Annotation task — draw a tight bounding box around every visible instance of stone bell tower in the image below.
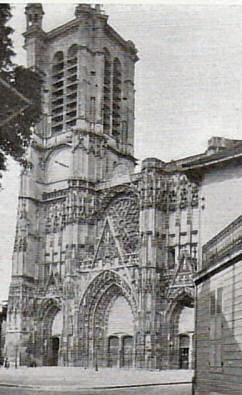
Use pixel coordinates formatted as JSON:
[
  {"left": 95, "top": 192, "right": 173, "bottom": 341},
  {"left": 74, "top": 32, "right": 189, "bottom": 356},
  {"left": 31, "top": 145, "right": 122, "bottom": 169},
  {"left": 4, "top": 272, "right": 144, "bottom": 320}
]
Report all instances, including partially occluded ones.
[{"left": 5, "top": 3, "right": 139, "bottom": 367}]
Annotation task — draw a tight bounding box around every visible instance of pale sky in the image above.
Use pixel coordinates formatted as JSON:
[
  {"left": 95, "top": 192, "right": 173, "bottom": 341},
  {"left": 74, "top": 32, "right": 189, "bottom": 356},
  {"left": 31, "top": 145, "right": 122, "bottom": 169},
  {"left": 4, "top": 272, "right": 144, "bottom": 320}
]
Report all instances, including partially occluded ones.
[{"left": 1, "top": 2, "right": 242, "bottom": 301}]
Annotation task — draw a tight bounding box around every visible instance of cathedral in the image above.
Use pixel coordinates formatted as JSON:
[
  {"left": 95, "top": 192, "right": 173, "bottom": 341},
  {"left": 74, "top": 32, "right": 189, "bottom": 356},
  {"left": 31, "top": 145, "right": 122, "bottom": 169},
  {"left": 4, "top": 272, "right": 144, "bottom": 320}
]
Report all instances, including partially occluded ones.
[{"left": 4, "top": 3, "right": 203, "bottom": 369}]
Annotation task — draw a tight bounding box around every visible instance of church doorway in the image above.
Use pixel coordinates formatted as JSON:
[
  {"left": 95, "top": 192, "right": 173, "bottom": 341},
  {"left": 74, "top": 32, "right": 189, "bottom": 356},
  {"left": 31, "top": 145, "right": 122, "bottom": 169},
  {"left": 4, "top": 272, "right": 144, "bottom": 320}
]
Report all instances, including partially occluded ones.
[
  {"left": 106, "top": 296, "right": 134, "bottom": 368},
  {"left": 108, "top": 336, "right": 119, "bottom": 367},
  {"left": 122, "top": 335, "right": 133, "bottom": 368},
  {"left": 107, "top": 334, "right": 134, "bottom": 368},
  {"left": 167, "top": 294, "right": 194, "bottom": 369},
  {"left": 42, "top": 307, "right": 63, "bottom": 366},
  {"left": 50, "top": 336, "right": 59, "bottom": 366},
  {"left": 177, "top": 307, "right": 194, "bottom": 369}
]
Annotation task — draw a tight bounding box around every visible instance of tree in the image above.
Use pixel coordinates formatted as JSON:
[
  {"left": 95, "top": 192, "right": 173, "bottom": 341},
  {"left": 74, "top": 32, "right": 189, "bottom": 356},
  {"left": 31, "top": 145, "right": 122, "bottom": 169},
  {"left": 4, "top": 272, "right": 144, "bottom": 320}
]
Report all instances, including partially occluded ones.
[
  {"left": 0, "top": 3, "right": 15, "bottom": 76},
  {"left": 0, "top": 4, "right": 42, "bottom": 176}
]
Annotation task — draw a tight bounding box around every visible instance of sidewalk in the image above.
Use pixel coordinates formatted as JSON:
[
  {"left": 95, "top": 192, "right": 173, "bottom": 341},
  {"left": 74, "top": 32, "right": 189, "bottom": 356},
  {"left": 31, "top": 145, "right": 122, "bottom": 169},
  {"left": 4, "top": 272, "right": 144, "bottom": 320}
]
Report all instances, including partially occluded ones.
[{"left": 0, "top": 367, "right": 193, "bottom": 391}]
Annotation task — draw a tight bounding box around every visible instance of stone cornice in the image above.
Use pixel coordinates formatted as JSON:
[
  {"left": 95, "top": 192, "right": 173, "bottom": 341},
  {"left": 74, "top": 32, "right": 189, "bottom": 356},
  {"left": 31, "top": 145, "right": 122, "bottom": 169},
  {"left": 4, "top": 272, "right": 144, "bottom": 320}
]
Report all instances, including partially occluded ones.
[
  {"left": 194, "top": 249, "right": 242, "bottom": 285},
  {"left": 104, "top": 25, "right": 139, "bottom": 61},
  {"left": 23, "top": 28, "right": 47, "bottom": 42},
  {"left": 46, "top": 19, "right": 79, "bottom": 41},
  {"left": 31, "top": 15, "right": 138, "bottom": 60}
]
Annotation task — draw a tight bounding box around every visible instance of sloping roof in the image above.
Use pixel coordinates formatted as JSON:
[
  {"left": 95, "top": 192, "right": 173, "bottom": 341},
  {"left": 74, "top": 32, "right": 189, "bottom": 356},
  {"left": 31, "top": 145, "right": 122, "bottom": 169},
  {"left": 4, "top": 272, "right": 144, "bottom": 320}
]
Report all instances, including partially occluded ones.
[
  {"left": 182, "top": 144, "right": 242, "bottom": 171},
  {"left": 0, "top": 77, "right": 31, "bottom": 128}
]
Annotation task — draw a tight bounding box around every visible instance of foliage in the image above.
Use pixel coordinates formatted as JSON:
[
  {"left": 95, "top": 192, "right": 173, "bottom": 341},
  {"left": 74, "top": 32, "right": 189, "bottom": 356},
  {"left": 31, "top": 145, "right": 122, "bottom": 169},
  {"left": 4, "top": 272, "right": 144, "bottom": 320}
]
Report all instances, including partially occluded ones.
[
  {"left": 0, "top": 4, "right": 15, "bottom": 76},
  {"left": 0, "top": 4, "right": 42, "bottom": 175}
]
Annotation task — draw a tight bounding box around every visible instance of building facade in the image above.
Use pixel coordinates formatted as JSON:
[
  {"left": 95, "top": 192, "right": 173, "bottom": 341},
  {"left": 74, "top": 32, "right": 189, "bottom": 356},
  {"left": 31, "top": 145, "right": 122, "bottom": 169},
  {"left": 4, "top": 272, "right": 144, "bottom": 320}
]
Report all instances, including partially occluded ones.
[
  {"left": 194, "top": 215, "right": 242, "bottom": 394},
  {"left": 0, "top": 302, "right": 7, "bottom": 365},
  {"left": 189, "top": 144, "right": 242, "bottom": 394},
  {"left": 5, "top": 4, "right": 202, "bottom": 369}
]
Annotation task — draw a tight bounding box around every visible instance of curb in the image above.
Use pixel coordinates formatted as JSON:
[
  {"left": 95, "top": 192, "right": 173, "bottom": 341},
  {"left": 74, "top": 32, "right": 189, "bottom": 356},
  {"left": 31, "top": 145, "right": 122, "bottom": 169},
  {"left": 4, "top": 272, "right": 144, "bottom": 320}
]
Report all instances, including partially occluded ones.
[{"left": 0, "top": 381, "right": 192, "bottom": 391}]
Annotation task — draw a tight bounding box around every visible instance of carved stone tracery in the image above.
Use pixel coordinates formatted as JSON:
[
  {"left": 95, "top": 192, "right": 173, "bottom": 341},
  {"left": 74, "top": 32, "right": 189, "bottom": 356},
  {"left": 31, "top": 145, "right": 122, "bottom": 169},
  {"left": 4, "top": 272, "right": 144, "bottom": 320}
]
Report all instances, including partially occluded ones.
[{"left": 106, "top": 195, "right": 139, "bottom": 254}]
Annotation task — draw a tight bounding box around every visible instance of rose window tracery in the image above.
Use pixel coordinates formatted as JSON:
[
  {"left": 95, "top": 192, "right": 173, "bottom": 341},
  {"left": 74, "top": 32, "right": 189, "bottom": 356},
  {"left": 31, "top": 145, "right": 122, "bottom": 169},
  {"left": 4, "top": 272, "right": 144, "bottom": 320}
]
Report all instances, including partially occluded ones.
[{"left": 106, "top": 196, "right": 139, "bottom": 254}]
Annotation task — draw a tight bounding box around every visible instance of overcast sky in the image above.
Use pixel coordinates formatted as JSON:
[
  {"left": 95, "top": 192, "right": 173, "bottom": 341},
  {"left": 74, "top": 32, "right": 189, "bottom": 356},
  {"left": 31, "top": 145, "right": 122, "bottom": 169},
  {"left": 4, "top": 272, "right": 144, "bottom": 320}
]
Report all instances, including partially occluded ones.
[{"left": 1, "top": 2, "right": 242, "bottom": 301}]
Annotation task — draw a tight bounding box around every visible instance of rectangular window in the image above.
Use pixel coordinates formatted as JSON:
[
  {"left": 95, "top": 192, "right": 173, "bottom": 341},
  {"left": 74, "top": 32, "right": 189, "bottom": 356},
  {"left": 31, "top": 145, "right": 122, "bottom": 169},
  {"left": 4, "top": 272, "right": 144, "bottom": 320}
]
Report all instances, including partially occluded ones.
[
  {"left": 209, "top": 288, "right": 224, "bottom": 370},
  {"left": 168, "top": 247, "right": 176, "bottom": 269},
  {"left": 217, "top": 287, "right": 223, "bottom": 314},
  {"left": 121, "top": 120, "right": 128, "bottom": 145},
  {"left": 210, "top": 291, "right": 216, "bottom": 316},
  {"left": 90, "top": 97, "right": 96, "bottom": 122},
  {"left": 209, "top": 342, "right": 216, "bottom": 367}
]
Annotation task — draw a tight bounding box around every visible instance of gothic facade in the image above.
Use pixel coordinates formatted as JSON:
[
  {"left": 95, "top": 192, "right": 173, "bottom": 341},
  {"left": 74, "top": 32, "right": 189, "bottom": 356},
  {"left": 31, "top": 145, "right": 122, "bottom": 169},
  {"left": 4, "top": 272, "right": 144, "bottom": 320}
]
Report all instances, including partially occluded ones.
[{"left": 5, "top": 4, "right": 198, "bottom": 369}]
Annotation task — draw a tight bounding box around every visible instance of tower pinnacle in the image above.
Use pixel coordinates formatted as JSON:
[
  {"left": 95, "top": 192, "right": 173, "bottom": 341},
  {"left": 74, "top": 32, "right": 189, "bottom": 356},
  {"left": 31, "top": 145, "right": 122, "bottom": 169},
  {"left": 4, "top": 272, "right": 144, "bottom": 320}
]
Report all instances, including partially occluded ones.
[{"left": 25, "top": 3, "right": 44, "bottom": 30}]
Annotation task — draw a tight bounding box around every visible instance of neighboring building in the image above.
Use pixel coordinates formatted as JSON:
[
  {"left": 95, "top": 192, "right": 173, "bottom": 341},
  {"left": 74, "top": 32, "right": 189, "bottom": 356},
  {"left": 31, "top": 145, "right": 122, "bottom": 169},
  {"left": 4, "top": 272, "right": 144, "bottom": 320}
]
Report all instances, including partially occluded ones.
[
  {"left": 4, "top": 3, "right": 242, "bottom": 371},
  {"left": 0, "top": 301, "right": 7, "bottom": 364},
  {"left": 189, "top": 145, "right": 242, "bottom": 393},
  {"left": 194, "top": 215, "right": 242, "bottom": 394},
  {"left": 182, "top": 136, "right": 242, "bottom": 253}
]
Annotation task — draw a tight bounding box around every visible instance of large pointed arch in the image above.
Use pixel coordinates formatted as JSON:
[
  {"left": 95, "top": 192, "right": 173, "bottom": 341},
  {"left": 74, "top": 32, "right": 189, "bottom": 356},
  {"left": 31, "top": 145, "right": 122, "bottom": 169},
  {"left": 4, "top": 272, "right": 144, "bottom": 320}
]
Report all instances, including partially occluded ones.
[
  {"left": 166, "top": 287, "right": 194, "bottom": 323},
  {"left": 77, "top": 270, "right": 137, "bottom": 367},
  {"left": 166, "top": 288, "right": 194, "bottom": 369},
  {"left": 35, "top": 298, "right": 62, "bottom": 366}
]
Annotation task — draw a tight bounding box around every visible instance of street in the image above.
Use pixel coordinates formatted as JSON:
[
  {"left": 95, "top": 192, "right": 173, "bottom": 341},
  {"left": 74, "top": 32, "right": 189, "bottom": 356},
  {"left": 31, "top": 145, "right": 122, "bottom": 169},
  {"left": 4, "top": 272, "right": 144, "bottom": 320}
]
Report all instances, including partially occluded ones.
[{"left": 0, "top": 384, "right": 192, "bottom": 394}]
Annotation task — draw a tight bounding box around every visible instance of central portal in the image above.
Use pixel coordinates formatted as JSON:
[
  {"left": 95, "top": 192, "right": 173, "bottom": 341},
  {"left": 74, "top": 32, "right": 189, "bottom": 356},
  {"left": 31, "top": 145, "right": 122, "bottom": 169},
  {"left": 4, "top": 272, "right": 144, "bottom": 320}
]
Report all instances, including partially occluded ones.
[{"left": 78, "top": 270, "right": 137, "bottom": 369}]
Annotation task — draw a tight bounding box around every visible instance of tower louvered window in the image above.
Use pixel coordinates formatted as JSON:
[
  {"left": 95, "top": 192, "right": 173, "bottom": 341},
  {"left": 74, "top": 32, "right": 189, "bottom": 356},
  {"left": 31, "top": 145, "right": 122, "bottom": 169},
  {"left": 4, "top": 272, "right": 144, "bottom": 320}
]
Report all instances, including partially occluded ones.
[
  {"left": 66, "top": 45, "right": 78, "bottom": 128},
  {"left": 112, "top": 58, "right": 121, "bottom": 139},
  {"left": 121, "top": 120, "right": 128, "bottom": 146},
  {"left": 51, "top": 52, "right": 64, "bottom": 133},
  {"left": 103, "top": 49, "right": 111, "bottom": 134}
]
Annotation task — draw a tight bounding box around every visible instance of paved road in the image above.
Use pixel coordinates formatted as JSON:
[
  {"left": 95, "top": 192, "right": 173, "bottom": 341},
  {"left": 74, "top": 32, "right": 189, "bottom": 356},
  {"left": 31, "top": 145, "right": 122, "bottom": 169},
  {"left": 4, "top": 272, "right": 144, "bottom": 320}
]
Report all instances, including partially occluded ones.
[{"left": 0, "top": 384, "right": 192, "bottom": 394}]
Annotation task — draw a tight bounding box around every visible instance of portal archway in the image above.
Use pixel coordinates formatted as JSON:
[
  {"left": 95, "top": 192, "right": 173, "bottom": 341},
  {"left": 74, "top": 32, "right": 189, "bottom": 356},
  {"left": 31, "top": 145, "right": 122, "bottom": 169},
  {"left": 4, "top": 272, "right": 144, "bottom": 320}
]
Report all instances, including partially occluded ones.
[
  {"left": 40, "top": 300, "right": 62, "bottom": 366},
  {"left": 166, "top": 290, "right": 194, "bottom": 369},
  {"left": 78, "top": 270, "right": 137, "bottom": 368}
]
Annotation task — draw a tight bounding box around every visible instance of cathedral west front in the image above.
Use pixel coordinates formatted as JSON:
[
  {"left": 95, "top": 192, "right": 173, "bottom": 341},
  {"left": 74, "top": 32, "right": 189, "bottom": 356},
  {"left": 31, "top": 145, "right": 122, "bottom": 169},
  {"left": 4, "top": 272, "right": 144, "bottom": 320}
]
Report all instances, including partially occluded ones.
[{"left": 5, "top": 4, "right": 199, "bottom": 369}]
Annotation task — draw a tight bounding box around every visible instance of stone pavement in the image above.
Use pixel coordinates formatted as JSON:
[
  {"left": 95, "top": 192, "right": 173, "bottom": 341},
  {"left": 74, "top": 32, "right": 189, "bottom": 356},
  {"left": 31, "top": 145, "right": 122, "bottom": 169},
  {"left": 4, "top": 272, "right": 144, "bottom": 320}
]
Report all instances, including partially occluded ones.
[{"left": 0, "top": 367, "right": 193, "bottom": 391}]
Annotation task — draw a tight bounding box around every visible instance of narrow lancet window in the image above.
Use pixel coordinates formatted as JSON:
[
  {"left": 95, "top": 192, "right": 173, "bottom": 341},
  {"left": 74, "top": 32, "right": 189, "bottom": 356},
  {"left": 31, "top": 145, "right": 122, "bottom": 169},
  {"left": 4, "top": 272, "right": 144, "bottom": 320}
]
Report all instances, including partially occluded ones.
[
  {"left": 51, "top": 52, "right": 64, "bottom": 134},
  {"left": 103, "top": 49, "right": 111, "bottom": 134},
  {"left": 66, "top": 44, "right": 78, "bottom": 128}
]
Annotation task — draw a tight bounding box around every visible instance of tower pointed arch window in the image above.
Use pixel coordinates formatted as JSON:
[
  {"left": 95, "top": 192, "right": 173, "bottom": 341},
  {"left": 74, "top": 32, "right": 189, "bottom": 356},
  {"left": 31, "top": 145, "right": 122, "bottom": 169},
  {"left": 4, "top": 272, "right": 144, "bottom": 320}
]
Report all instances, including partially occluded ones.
[
  {"left": 103, "top": 48, "right": 111, "bottom": 134},
  {"left": 121, "top": 120, "right": 128, "bottom": 146},
  {"left": 66, "top": 44, "right": 78, "bottom": 128},
  {"left": 112, "top": 58, "right": 122, "bottom": 141},
  {"left": 51, "top": 51, "right": 64, "bottom": 134}
]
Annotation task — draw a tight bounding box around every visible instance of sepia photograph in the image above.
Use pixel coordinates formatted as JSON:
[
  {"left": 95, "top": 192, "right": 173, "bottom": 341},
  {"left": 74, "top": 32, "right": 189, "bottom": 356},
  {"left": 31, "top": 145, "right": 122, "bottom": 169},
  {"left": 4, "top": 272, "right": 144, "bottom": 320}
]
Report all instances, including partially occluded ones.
[{"left": 0, "top": 2, "right": 242, "bottom": 394}]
